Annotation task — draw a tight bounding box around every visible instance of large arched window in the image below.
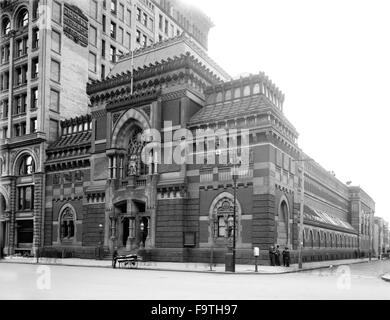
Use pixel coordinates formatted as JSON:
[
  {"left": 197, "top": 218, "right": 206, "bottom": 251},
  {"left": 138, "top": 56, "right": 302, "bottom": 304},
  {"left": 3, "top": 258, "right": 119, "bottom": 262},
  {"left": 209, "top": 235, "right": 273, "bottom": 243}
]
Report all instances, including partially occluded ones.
[
  {"left": 213, "top": 198, "right": 235, "bottom": 238},
  {"left": 309, "top": 230, "right": 314, "bottom": 248},
  {"left": 324, "top": 233, "right": 327, "bottom": 248},
  {"left": 60, "top": 207, "right": 75, "bottom": 241},
  {"left": 18, "top": 155, "right": 35, "bottom": 175},
  {"left": 1, "top": 16, "right": 10, "bottom": 35},
  {"left": 317, "top": 231, "right": 321, "bottom": 248},
  {"left": 16, "top": 9, "right": 29, "bottom": 29},
  {"left": 126, "top": 127, "right": 147, "bottom": 176}
]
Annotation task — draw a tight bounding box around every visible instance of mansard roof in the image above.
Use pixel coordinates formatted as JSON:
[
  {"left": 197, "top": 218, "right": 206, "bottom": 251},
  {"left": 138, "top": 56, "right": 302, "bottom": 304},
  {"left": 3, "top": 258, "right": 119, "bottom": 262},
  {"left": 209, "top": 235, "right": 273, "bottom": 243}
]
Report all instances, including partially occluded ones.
[{"left": 87, "top": 52, "right": 222, "bottom": 96}]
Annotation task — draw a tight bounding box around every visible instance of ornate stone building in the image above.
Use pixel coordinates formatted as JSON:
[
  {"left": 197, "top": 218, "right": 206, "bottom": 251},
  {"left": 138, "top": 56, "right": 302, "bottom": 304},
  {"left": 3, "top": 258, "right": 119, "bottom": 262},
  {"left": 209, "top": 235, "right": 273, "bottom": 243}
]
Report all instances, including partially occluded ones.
[
  {"left": 0, "top": 1, "right": 379, "bottom": 264},
  {"left": 31, "top": 34, "right": 376, "bottom": 264}
]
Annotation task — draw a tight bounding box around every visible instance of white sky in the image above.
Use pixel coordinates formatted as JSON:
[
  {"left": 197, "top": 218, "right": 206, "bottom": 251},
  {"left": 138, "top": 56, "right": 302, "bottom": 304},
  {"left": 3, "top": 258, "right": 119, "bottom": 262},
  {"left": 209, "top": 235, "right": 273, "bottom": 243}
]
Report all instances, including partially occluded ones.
[{"left": 183, "top": 0, "right": 390, "bottom": 221}]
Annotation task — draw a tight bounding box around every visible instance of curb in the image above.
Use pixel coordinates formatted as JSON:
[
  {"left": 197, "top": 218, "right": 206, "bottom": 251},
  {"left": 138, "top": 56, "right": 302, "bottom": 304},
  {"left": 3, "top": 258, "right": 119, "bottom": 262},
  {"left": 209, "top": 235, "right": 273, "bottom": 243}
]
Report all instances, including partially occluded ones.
[{"left": 0, "top": 258, "right": 374, "bottom": 275}]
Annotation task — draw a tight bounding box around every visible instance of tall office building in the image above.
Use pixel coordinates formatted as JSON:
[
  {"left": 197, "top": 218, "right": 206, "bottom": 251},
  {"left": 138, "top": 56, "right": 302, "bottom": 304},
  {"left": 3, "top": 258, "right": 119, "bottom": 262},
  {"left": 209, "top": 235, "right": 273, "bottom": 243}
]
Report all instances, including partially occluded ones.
[{"left": 0, "top": 0, "right": 213, "bottom": 254}]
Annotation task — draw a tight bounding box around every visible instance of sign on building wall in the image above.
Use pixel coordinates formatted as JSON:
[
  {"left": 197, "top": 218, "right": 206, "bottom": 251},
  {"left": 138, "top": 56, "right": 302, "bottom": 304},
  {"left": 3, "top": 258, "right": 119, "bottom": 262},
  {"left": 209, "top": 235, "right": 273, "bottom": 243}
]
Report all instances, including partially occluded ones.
[{"left": 63, "top": 4, "right": 89, "bottom": 47}]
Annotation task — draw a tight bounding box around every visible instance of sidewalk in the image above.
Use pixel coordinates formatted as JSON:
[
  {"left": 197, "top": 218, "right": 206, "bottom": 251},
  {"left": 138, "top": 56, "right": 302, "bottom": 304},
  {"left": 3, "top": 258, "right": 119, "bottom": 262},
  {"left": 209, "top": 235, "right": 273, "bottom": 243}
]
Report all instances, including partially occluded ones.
[{"left": 0, "top": 255, "right": 373, "bottom": 274}]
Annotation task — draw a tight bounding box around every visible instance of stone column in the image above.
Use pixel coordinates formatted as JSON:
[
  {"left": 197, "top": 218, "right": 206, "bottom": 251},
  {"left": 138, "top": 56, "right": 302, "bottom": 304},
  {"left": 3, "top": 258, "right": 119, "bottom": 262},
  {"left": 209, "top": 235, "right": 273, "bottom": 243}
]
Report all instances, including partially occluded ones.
[
  {"left": 32, "top": 172, "right": 44, "bottom": 256},
  {"left": 8, "top": 178, "right": 16, "bottom": 254}
]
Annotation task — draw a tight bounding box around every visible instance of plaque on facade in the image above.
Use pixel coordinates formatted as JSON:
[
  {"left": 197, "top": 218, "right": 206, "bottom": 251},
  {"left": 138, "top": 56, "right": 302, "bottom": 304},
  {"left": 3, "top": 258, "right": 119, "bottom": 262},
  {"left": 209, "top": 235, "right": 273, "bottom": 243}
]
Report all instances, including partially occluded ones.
[{"left": 63, "top": 4, "right": 88, "bottom": 47}]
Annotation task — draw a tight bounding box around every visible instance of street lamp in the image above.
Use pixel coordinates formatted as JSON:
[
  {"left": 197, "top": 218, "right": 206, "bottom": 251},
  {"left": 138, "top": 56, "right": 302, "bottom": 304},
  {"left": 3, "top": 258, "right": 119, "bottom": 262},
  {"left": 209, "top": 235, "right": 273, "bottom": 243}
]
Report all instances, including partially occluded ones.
[
  {"left": 98, "top": 223, "right": 103, "bottom": 260},
  {"left": 231, "top": 170, "right": 238, "bottom": 273}
]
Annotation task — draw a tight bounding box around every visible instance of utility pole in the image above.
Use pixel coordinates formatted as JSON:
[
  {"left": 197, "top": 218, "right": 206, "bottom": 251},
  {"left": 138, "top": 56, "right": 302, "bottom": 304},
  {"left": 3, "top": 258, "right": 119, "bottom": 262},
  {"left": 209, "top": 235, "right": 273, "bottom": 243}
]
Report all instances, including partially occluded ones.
[{"left": 293, "top": 158, "right": 312, "bottom": 269}]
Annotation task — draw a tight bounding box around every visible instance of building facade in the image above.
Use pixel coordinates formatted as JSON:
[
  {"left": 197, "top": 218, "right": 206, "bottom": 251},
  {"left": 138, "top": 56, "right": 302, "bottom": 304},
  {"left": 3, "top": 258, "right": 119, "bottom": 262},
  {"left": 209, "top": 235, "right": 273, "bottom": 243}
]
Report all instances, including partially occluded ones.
[
  {"left": 0, "top": 0, "right": 213, "bottom": 255},
  {"left": 0, "top": 1, "right": 384, "bottom": 265},
  {"left": 25, "top": 33, "right": 377, "bottom": 264}
]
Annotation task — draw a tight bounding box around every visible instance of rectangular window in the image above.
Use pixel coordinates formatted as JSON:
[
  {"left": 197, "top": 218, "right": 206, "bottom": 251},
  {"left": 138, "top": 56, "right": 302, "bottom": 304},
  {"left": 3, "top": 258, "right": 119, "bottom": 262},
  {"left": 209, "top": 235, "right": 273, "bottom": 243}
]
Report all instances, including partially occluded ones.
[
  {"left": 1, "top": 44, "right": 10, "bottom": 64},
  {"left": 17, "top": 186, "right": 34, "bottom": 210},
  {"left": 143, "top": 13, "right": 147, "bottom": 27},
  {"left": 164, "top": 19, "right": 168, "bottom": 34},
  {"left": 50, "top": 89, "right": 60, "bottom": 112},
  {"left": 136, "top": 30, "right": 141, "bottom": 43},
  {"left": 118, "top": 3, "right": 124, "bottom": 20},
  {"left": 32, "top": 28, "right": 39, "bottom": 49},
  {"left": 50, "top": 59, "right": 60, "bottom": 82},
  {"left": 149, "top": 17, "right": 154, "bottom": 31},
  {"left": 30, "top": 118, "right": 37, "bottom": 133},
  {"left": 89, "top": 25, "right": 97, "bottom": 46},
  {"left": 125, "top": 32, "right": 131, "bottom": 49},
  {"left": 126, "top": 9, "right": 131, "bottom": 26},
  {"left": 52, "top": 1, "right": 62, "bottom": 24},
  {"left": 1, "top": 99, "right": 8, "bottom": 118},
  {"left": 118, "top": 27, "right": 124, "bottom": 44},
  {"left": 102, "top": 14, "right": 106, "bottom": 32},
  {"left": 110, "top": 21, "right": 116, "bottom": 39},
  {"left": 142, "top": 35, "right": 147, "bottom": 47},
  {"left": 90, "top": 0, "right": 98, "bottom": 19},
  {"left": 89, "top": 52, "right": 97, "bottom": 73},
  {"left": 32, "top": 58, "right": 39, "bottom": 79},
  {"left": 51, "top": 29, "right": 61, "bottom": 53},
  {"left": 159, "top": 14, "right": 163, "bottom": 30},
  {"left": 110, "top": 45, "right": 116, "bottom": 62},
  {"left": 111, "top": 0, "right": 117, "bottom": 14},
  {"left": 101, "top": 39, "right": 106, "bottom": 57},
  {"left": 101, "top": 64, "right": 105, "bottom": 80},
  {"left": 136, "top": 8, "right": 141, "bottom": 22},
  {"left": 31, "top": 88, "right": 38, "bottom": 109}
]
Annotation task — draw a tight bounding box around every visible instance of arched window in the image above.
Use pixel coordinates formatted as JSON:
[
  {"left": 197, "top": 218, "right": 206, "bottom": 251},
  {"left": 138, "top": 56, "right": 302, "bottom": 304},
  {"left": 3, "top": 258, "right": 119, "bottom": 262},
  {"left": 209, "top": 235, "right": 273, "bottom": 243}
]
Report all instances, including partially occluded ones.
[
  {"left": 215, "top": 92, "right": 222, "bottom": 103},
  {"left": 126, "top": 127, "right": 147, "bottom": 176},
  {"left": 60, "top": 207, "right": 75, "bottom": 240},
  {"left": 309, "top": 230, "right": 314, "bottom": 248},
  {"left": 243, "top": 85, "right": 250, "bottom": 97},
  {"left": 18, "top": 155, "right": 35, "bottom": 175},
  {"left": 330, "top": 234, "right": 333, "bottom": 248},
  {"left": 234, "top": 87, "right": 241, "bottom": 99},
  {"left": 224, "top": 90, "right": 231, "bottom": 101},
  {"left": 335, "top": 234, "right": 338, "bottom": 248},
  {"left": 2, "top": 17, "right": 10, "bottom": 35},
  {"left": 317, "top": 231, "right": 321, "bottom": 248},
  {"left": 17, "top": 9, "right": 29, "bottom": 29},
  {"left": 324, "top": 233, "right": 327, "bottom": 248},
  {"left": 302, "top": 230, "right": 306, "bottom": 247},
  {"left": 253, "top": 83, "right": 260, "bottom": 94},
  {"left": 280, "top": 201, "right": 288, "bottom": 220}
]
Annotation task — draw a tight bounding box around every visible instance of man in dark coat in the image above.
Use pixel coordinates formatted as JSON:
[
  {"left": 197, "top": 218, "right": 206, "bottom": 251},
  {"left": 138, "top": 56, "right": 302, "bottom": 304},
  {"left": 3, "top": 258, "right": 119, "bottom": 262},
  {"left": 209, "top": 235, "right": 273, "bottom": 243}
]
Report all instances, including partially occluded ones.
[
  {"left": 269, "top": 246, "right": 275, "bottom": 266},
  {"left": 275, "top": 245, "right": 281, "bottom": 266},
  {"left": 282, "top": 247, "right": 290, "bottom": 267}
]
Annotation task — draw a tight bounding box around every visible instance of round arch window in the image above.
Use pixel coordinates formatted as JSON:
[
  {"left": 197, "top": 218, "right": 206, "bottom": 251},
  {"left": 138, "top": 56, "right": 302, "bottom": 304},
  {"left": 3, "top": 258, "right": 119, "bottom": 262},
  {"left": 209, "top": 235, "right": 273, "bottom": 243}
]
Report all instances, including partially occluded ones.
[
  {"left": 17, "top": 9, "right": 29, "bottom": 29},
  {"left": 18, "top": 155, "right": 34, "bottom": 175},
  {"left": 2, "top": 17, "right": 10, "bottom": 35}
]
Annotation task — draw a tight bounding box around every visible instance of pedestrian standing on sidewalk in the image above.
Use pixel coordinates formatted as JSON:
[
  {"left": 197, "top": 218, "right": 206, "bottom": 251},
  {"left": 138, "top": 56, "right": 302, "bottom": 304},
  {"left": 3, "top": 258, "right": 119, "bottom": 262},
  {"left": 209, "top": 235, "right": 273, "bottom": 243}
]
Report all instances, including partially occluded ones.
[
  {"left": 275, "top": 245, "right": 281, "bottom": 266},
  {"left": 282, "top": 247, "right": 290, "bottom": 267},
  {"left": 269, "top": 245, "right": 276, "bottom": 266}
]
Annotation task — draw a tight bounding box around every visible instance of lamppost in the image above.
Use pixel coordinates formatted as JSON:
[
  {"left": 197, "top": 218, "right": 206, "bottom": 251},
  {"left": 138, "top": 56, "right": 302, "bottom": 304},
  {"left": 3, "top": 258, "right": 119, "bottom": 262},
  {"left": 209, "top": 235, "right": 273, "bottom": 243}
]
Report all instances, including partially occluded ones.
[
  {"left": 98, "top": 223, "right": 103, "bottom": 260},
  {"left": 209, "top": 214, "right": 218, "bottom": 271},
  {"left": 293, "top": 158, "right": 312, "bottom": 269},
  {"left": 231, "top": 171, "right": 238, "bottom": 273}
]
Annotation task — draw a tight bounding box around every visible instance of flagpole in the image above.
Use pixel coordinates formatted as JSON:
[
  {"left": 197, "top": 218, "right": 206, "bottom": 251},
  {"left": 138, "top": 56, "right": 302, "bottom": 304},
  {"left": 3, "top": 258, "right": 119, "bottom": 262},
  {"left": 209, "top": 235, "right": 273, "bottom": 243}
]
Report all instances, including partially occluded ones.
[{"left": 130, "top": 49, "right": 134, "bottom": 95}]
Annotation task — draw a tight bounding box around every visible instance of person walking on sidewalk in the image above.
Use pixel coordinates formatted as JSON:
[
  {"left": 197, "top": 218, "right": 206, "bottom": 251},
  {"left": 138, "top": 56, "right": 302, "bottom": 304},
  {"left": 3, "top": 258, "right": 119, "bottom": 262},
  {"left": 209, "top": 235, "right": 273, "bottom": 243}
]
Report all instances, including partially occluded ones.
[
  {"left": 275, "top": 245, "right": 281, "bottom": 266},
  {"left": 269, "top": 245, "right": 276, "bottom": 266},
  {"left": 282, "top": 247, "right": 290, "bottom": 267}
]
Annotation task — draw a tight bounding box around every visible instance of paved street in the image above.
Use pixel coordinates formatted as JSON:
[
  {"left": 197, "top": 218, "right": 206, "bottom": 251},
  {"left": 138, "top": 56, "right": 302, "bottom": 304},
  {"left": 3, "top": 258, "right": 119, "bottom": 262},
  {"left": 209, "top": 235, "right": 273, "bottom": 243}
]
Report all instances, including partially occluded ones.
[{"left": 0, "top": 260, "right": 389, "bottom": 299}]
